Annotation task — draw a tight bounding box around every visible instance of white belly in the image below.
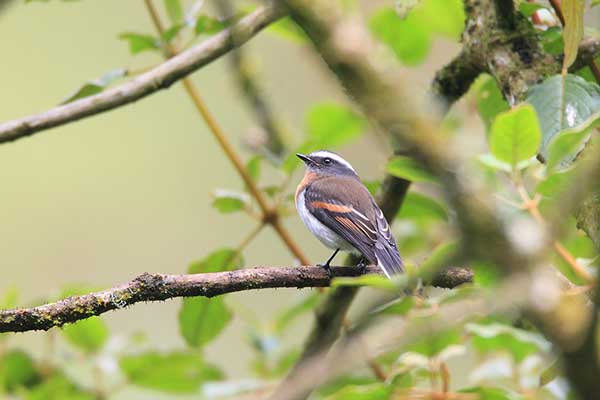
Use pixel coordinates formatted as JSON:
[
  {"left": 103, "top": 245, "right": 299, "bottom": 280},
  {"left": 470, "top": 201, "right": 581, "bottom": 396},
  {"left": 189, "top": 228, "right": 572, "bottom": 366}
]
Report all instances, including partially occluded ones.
[{"left": 296, "top": 190, "right": 357, "bottom": 253}]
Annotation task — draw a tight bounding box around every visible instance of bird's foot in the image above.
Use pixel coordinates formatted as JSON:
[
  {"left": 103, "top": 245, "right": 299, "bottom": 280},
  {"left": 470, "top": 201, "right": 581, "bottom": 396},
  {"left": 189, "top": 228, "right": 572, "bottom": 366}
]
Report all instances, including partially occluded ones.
[
  {"left": 317, "top": 262, "right": 333, "bottom": 279},
  {"left": 356, "top": 257, "right": 368, "bottom": 274}
]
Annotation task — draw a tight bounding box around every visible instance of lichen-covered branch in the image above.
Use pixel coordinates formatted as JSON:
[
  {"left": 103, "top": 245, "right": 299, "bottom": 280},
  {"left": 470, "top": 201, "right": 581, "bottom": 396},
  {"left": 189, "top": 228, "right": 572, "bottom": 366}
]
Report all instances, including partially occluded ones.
[
  {"left": 0, "top": 265, "right": 471, "bottom": 333},
  {"left": 0, "top": 4, "right": 285, "bottom": 144}
]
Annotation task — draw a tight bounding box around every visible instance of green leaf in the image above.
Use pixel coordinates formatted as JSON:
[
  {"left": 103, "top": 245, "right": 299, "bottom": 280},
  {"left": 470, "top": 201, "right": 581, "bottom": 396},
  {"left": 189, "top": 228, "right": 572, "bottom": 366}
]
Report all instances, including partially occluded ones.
[
  {"left": 412, "top": 0, "right": 465, "bottom": 40},
  {"left": 179, "top": 297, "right": 231, "bottom": 348},
  {"left": 378, "top": 296, "right": 416, "bottom": 316},
  {"left": 195, "top": 15, "right": 226, "bottom": 35},
  {"left": 307, "top": 102, "right": 365, "bottom": 147},
  {"left": 466, "top": 322, "right": 550, "bottom": 362},
  {"left": 406, "top": 327, "right": 462, "bottom": 357},
  {"left": 398, "top": 191, "right": 448, "bottom": 223},
  {"left": 472, "top": 74, "right": 509, "bottom": 133},
  {"left": 161, "top": 24, "right": 184, "bottom": 43},
  {"left": 546, "top": 126, "right": 593, "bottom": 170},
  {"left": 0, "top": 350, "right": 39, "bottom": 392},
  {"left": 489, "top": 104, "right": 541, "bottom": 168},
  {"left": 61, "top": 317, "right": 109, "bottom": 353},
  {"left": 163, "top": 0, "right": 183, "bottom": 24},
  {"left": 0, "top": 287, "right": 18, "bottom": 310},
  {"left": 369, "top": 8, "right": 430, "bottom": 66},
  {"left": 267, "top": 17, "right": 308, "bottom": 42},
  {"left": 386, "top": 156, "right": 437, "bottom": 183},
  {"left": 369, "top": 1, "right": 464, "bottom": 66},
  {"left": 323, "top": 383, "right": 391, "bottom": 400},
  {"left": 541, "top": 27, "right": 564, "bottom": 55},
  {"left": 562, "top": 0, "right": 584, "bottom": 71},
  {"left": 536, "top": 168, "right": 576, "bottom": 197},
  {"left": 332, "top": 274, "right": 396, "bottom": 290},
  {"left": 188, "top": 248, "right": 241, "bottom": 274},
  {"left": 526, "top": 74, "right": 600, "bottom": 161},
  {"left": 246, "top": 156, "right": 261, "bottom": 182},
  {"left": 180, "top": 249, "right": 242, "bottom": 347},
  {"left": 62, "top": 69, "right": 127, "bottom": 104},
  {"left": 119, "top": 351, "right": 223, "bottom": 393},
  {"left": 518, "top": 3, "right": 546, "bottom": 17},
  {"left": 212, "top": 190, "right": 249, "bottom": 214},
  {"left": 118, "top": 32, "right": 160, "bottom": 54},
  {"left": 24, "top": 372, "right": 95, "bottom": 400}
]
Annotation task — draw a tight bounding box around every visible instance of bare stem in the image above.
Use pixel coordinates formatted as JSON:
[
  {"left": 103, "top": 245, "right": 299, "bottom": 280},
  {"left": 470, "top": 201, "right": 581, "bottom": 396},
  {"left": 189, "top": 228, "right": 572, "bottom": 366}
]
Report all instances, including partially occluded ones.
[{"left": 142, "top": 0, "right": 310, "bottom": 265}]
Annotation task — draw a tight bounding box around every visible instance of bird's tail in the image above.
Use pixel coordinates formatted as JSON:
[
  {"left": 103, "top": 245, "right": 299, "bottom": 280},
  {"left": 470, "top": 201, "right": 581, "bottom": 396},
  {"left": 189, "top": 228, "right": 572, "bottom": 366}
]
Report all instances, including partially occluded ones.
[{"left": 374, "top": 239, "right": 403, "bottom": 278}]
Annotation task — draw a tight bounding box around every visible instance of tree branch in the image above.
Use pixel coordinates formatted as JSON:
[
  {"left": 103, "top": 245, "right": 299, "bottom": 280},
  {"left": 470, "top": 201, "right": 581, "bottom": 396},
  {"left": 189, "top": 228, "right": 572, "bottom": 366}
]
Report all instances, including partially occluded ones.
[
  {"left": 0, "top": 3, "right": 286, "bottom": 144},
  {"left": 0, "top": 266, "right": 471, "bottom": 333}
]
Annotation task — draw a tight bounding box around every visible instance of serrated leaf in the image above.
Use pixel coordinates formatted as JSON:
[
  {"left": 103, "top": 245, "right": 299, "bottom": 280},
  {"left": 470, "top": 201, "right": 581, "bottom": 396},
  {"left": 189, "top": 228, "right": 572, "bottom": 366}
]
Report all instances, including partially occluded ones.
[
  {"left": 179, "top": 297, "right": 232, "bottom": 348},
  {"left": 118, "top": 32, "right": 160, "bottom": 54},
  {"left": 562, "top": 0, "right": 584, "bottom": 71},
  {"left": 119, "top": 351, "right": 223, "bottom": 393},
  {"left": 526, "top": 74, "right": 600, "bottom": 162},
  {"left": 163, "top": 0, "right": 183, "bottom": 24},
  {"left": 386, "top": 156, "right": 437, "bottom": 183},
  {"left": 62, "top": 317, "right": 109, "bottom": 353},
  {"left": 466, "top": 322, "right": 550, "bottom": 362},
  {"left": 489, "top": 104, "right": 541, "bottom": 168},
  {"left": 212, "top": 190, "right": 249, "bottom": 214}
]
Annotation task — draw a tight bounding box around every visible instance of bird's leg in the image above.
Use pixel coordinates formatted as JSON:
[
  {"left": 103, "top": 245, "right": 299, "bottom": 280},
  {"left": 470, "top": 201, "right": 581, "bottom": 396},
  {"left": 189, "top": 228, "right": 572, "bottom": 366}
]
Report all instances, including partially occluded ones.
[
  {"left": 356, "top": 256, "right": 368, "bottom": 274},
  {"left": 318, "top": 249, "right": 339, "bottom": 278}
]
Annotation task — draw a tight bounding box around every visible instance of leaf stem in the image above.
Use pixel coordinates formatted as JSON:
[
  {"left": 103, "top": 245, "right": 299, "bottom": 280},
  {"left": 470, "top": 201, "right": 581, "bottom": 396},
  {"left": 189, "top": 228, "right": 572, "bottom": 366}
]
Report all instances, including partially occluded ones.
[{"left": 516, "top": 184, "right": 594, "bottom": 282}]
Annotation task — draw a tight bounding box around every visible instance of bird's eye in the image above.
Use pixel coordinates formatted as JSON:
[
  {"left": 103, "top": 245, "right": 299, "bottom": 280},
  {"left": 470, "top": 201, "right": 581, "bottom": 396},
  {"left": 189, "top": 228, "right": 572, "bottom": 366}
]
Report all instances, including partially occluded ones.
[{"left": 323, "top": 158, "right": 332, "bottom": 165}]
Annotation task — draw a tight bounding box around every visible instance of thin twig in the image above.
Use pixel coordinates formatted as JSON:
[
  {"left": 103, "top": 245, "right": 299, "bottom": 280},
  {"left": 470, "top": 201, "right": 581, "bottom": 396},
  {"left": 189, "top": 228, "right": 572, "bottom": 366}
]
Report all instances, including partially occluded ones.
[
  {"left": 0, "top": 4, "right": 286, "bottom": 143},
  {"left": 142, "top": 0, "right": 310, "bottom": 265},
  {"left": 516, "top": 184, "right": 594, "bottom": 282}
]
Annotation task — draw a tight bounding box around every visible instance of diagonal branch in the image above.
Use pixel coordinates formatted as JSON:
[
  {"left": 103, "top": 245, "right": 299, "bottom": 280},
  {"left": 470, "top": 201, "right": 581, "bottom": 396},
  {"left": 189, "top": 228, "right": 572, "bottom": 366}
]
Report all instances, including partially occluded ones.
[
  {"left": 0, "top": 4, "right": 286, "bottom": 144},
  {"left": 0, "top": 266, "right": 472, "bottom": 333}
]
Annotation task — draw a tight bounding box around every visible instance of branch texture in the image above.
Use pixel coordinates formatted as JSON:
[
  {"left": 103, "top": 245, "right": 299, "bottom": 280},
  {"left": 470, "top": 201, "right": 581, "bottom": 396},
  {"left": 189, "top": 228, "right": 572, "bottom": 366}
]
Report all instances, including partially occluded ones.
[
  {"left": 0, "top": 266, "right": 471, "bottom": 333},
  {"left": 0, "top": 4, "right": 285, "bottom": 144}
]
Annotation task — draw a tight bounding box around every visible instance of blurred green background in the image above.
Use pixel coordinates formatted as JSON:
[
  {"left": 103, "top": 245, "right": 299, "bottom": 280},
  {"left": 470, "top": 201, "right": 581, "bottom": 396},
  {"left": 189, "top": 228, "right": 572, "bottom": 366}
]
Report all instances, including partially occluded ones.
[{"left": 0, "top": 0, "right": 464, "bottom": 398}]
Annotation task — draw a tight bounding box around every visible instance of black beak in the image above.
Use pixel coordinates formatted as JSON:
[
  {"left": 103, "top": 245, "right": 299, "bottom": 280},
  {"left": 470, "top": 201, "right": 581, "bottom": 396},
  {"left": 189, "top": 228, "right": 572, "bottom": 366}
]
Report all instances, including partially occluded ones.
[{"left": 296, "top": 153, "right": 313, "bottom": 165}]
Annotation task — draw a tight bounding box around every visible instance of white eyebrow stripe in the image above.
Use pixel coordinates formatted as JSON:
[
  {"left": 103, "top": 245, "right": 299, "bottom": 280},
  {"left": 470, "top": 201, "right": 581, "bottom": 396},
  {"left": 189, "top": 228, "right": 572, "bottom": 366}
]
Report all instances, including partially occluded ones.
[{"left": 310, "top": 151, "right": 356, "bottom": 173}]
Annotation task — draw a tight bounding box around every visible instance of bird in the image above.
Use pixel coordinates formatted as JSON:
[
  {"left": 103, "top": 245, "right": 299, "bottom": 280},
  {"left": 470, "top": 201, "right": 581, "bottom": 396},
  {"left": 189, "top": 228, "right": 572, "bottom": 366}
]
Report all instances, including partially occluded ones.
[{"left": 295, "top": 150, "right": 403, "bottom": 278}]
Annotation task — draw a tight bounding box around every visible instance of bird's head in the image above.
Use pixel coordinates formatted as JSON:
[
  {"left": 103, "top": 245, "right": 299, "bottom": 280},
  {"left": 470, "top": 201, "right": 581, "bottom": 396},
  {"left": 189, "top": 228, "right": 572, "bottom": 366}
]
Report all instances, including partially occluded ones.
[{"left": 296, "top": 150, "right": 358, "bottom": 178}]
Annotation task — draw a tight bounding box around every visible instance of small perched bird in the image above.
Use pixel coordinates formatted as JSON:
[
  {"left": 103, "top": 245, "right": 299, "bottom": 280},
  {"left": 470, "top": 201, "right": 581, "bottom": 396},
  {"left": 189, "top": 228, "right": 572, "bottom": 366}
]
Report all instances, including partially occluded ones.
[{"left": 295, "top": 150, "right": 403, "bottom": 278}]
